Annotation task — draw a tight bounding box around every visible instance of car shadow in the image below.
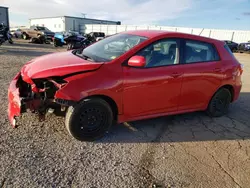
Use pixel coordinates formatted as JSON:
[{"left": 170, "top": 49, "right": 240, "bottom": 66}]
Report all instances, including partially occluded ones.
[
  {"left": 11, "top": 41, "right": 56, "bottom": 49},
  {"left": 1, "top": 39, "right": 65, "bottom": 53},
  {"left": 98, "top": 92, "right": 250, "bottom": 143},
  {"left": 0, "top": 48, "right": 52, "bottom": 57}
]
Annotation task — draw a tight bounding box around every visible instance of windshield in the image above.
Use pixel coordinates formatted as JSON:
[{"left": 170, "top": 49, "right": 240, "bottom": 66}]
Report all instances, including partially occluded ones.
[
  {"left": 78, "top": 33, "right": 148, "bottom": 62},
  {"left": 64, "top": 31, "right": 81, "bottom": 36},
  {"left": 37, "top": 26, "right": 50, "bottom": 31},
  {"left": 93, "top": 32, "right": 105, "bottom": 37}
]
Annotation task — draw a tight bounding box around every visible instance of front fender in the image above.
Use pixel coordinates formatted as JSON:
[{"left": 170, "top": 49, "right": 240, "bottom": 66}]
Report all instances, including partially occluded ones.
[{"left": 54, "top": 70, "right": 123, "bottom": 114}]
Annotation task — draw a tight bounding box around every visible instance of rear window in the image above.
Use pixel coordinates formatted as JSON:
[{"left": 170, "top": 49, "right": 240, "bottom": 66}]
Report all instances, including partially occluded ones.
[{"left": 224, "top": 44, "right": 235, "bottom": 58}]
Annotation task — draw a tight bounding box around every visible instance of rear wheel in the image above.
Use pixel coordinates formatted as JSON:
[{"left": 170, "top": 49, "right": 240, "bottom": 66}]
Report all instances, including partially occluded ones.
[
  {"left": 207, "top": 88, "right": 232, "bottom": 117},
  {"left": 65, "top": 98, "right": 113, "bottom": 141},
  {"left": 29, "top": 37, "right": 36, "bottom": 43}
]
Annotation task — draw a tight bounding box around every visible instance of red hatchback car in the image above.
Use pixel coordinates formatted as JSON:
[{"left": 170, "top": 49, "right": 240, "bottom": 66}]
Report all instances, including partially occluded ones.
[{"left": 8, "top": 30, "right": 243, "bottom": 141}]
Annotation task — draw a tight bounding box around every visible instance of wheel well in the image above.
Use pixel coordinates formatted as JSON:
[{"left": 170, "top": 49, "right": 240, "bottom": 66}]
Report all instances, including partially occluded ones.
[
  {"left": 220, "top": 85, "right": 234, "bottom": 102},
  {"left": 85, "top": 95, "right": 118, "bottom": 121}
]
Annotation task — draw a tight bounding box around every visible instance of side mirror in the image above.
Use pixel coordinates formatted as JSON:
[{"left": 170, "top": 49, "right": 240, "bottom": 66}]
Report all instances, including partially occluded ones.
[{"left": 128, "top": 56, "right": 146, "bottom": 67}]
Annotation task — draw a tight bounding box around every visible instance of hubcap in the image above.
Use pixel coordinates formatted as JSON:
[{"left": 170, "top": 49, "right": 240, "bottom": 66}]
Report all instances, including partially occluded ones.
[{"left": 79, "top": 108, "right": 105, "bottom": 133}]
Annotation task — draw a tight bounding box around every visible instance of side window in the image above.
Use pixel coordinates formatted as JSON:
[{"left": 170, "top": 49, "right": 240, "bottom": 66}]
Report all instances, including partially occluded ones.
[
  {"left": 184, "top": 40, "right": 219, "bottom": 64},
  {"left": 136, "top": 39, "right": 180, "bottom": 68},
  {"left": 224, "top": 44, "right": 235, "bottom": 58}
]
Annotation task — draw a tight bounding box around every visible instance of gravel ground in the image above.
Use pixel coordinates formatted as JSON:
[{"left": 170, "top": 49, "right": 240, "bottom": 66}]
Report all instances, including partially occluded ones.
[{"left": 0, "top": 40, "right": 250, "bottom": 188}]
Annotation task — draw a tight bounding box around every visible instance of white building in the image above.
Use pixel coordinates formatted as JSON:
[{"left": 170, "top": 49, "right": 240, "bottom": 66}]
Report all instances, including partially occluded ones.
[
  {"left": 0, "top": 6, "right": 9, "bottom": 27},
  {"left": 29, "top": 16, "right": 121, "bottom": 33}
]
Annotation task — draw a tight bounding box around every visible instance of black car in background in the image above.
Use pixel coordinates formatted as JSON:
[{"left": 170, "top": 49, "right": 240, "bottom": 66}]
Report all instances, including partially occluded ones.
[
  {"left": 223, "top": 40, "right": 238, "bottom": 52},
  {"left": 238, "top": 42, "right": 250, "bottom": 53}
]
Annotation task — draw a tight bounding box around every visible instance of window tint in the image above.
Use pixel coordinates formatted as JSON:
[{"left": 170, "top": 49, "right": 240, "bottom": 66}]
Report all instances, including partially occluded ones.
[
  {"left": 136, "top": 39, "right": 180, "bottom": 68},
  {"left": 185, "top": 40, "right": 219, "bottom": 64}
]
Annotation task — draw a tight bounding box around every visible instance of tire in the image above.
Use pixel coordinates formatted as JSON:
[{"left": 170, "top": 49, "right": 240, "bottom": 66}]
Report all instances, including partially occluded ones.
[
  {"left": 38, "top": 35, "right": 45, "bottom": 44},
  {"left": 29, "top": 38, "right": 37, "bottom": 43},
  {"left": 8, "top": 38, "right": 13, "bottom": 44},
  {"left": 53, "top": 40, "right": 58, "bottom": 47},
  {"left": 65, "top": 98, "right": 113, "bottom": 141},
  {"left": 207, "top": 88, "right": 232, "bottom": 117},
  {"left": 67, "top": 42, "right": 74, "bottom": 50},
  {"left": 22, "top": 33, "right": 28, "bottom": 40}
]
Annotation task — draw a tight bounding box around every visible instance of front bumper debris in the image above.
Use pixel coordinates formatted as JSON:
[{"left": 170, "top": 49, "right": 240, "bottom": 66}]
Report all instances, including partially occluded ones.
[
  {"left": 8, "top": 73, "right": 21, "bottom": 127},
  {"left": 7, "top": 73, "right": 74, "bottom": 127}
]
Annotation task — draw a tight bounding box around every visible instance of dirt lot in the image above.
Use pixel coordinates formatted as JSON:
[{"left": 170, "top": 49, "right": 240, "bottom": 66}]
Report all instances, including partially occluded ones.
[{"left": 0, "top": 40, "right": 250, "bottom": 188}]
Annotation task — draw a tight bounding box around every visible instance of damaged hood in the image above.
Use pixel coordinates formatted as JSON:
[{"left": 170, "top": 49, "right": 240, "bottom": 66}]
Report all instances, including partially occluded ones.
[{"left": 21, "top": 51, "right": 103, "bottom": 80}]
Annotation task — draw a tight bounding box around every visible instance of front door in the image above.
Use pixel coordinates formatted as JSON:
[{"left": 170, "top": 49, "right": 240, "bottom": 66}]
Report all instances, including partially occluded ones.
[{"left": 123, "top": 38, "right": 184, "bottom": 118}]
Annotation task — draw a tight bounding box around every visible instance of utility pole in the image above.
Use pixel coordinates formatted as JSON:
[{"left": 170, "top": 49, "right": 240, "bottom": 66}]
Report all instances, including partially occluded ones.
[{"left": 81, "top": 13, "right": 87, "bottom": 18}]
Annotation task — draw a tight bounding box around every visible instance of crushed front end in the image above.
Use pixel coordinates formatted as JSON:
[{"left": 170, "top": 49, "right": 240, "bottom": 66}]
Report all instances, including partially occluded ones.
[{"left": 8, "top": 72, "right": 69, "bottom": 127}]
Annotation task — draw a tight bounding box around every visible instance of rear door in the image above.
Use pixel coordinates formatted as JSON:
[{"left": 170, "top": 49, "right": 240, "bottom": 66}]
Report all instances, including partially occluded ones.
[{"left": 178, "top": 39, "right": 223, "bottom": 111}]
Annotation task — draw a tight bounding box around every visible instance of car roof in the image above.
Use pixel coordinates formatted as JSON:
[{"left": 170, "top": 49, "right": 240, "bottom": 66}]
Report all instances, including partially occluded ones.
[{"left": 122, "top": 30, "right": 224, "bottom": 45}]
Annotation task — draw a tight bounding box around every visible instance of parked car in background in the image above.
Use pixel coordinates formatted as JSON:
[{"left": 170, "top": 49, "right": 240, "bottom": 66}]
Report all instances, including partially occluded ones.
[
  {"left": 238, "top": 42, "right": 250, "bottom": 53},
  {"left": 0, "top": 23, "right": 13, "bottom": 45},
  {"left": 10, "top": 28, "right": 22, "bottom": 38},
  {"left": 8, "top": 30, "right": 243, "bottom": 141},
  {"left": 53, "top": 31, "right": 92, "bottom": 50},
  {"left": 223, "top": 40, "right": 238, "bottom": 52},
  {"left": 85, "top": 32, "right": 105, "bottom": 42},
  {"left": 21, "top": 26, "right": 55, "bottom": 43}
]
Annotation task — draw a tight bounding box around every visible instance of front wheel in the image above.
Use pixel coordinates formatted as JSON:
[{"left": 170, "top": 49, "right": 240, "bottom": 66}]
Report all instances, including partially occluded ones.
[
  {"left": 207, "top": 88, "right": 232, "bottom": 117},
  {"left": 65, "top": 98, "right": 113, "bottom": 141}
]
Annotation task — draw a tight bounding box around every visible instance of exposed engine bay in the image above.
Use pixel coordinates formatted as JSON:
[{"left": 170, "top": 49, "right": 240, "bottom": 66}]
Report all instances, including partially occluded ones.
[{"left": 16, "top": 75, "right": 69, "bottom": 121}]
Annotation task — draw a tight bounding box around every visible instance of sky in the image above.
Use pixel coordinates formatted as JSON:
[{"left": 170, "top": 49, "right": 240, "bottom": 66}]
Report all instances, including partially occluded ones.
[{"left": 1, "top": 0, "right": 250, "bottom": 30}]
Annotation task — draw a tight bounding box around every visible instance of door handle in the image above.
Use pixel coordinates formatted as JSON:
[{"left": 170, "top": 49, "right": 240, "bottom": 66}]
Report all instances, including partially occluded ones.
[
  {"left": 213, "top": 68, "right": 221, "bottom": 72},
  {"left": 171, "top": 72, "right": 182, "bottom": 78}
]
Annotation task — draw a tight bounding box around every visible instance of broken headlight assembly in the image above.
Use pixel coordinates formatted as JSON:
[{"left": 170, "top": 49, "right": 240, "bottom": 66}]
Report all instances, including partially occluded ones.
[{"left": 16, "top": 76, "right": 68, "bottom": 119}]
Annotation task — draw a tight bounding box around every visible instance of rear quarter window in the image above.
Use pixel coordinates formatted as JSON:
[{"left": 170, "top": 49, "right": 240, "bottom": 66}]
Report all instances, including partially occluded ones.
[{"left": 224, "top": 44, "right": 235, "bottom": 58}]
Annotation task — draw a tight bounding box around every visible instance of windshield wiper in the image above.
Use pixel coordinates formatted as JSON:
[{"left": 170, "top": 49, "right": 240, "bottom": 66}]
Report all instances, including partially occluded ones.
[
  {"left": 73, "top": 50, "right": 95, "bottom": 61},
  {"left": 82, "top": 54, "right": 95, "bottom": 61}
]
